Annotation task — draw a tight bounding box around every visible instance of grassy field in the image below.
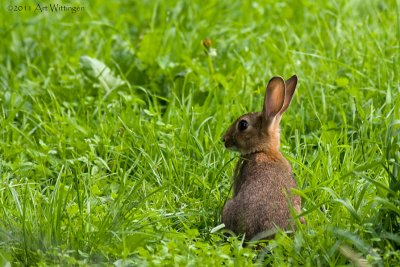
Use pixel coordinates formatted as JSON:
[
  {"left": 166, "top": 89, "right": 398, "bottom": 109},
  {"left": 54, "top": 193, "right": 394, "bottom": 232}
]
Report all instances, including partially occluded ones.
[{"left": 1, "top": 0, "right": 399, "bottom": 265}]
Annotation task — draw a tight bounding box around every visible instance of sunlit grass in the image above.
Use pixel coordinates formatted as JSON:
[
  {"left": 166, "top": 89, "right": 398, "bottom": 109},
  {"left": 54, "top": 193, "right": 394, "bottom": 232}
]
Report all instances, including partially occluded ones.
[{"left": 0, "top": 0, "right": 399, "bottom": 265}]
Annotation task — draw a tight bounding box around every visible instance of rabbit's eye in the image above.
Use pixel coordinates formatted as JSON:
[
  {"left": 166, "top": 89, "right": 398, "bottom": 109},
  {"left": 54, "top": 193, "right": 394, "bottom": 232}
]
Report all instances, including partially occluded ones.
[{"left": 238, "top": 120, "right": 249, "bottom": 131}]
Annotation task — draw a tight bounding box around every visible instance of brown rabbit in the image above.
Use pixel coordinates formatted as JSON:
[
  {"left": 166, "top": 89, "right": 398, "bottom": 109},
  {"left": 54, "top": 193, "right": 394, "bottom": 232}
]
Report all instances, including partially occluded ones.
[{"left": 221, "top": 75, "right": 302, "bottom": 240}]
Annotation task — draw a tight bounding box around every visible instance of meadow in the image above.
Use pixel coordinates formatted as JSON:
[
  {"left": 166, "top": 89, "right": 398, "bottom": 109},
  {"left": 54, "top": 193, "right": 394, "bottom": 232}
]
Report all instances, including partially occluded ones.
[{"left": 0, "top": 0, "right": 399, "bottom": 265}]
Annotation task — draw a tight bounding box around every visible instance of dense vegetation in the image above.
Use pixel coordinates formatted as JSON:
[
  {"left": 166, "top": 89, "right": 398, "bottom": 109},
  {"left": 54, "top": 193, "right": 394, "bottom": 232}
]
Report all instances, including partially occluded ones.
[{"left": 1, "top": 0, "right": 399, "bottom": 265}]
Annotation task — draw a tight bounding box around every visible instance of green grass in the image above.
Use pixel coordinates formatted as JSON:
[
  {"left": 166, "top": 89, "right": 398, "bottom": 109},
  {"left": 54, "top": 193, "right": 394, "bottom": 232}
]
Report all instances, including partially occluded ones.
[{"left": 1, "top": 0, "right": 399, "bottom": 265}]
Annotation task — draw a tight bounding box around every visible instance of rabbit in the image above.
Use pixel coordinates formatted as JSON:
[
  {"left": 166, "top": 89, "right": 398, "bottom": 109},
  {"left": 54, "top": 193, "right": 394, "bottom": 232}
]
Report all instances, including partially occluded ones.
[{"left": 221, "top": 75, "right": 303, "bottom": 240}]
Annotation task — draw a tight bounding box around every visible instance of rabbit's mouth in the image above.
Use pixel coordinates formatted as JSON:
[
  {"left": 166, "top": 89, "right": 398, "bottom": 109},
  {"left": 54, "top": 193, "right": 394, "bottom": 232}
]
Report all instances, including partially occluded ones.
[
  {"left": 223, "top": 137, "right": 239, "bottom": 151},
  {"left": 227, "top": 145, "right": 239, "bottom": 151}
]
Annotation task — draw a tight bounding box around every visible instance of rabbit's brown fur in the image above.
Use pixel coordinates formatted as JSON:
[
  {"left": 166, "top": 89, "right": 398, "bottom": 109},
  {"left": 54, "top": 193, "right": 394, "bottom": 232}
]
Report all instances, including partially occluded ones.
[{"left": 221, "top": 75, "right": 302, "bottom": 240}]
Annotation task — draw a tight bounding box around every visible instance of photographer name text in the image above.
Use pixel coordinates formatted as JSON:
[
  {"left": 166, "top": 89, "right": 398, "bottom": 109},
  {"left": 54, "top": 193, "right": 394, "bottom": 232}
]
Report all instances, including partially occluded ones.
[{"left": 8, "top": 3, "right": 85, "bottom": 14}]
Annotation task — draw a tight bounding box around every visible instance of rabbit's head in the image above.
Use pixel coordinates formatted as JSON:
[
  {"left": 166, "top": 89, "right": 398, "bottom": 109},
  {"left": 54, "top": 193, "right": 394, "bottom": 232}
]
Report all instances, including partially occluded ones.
[{"left": 222, "top": 75, "right": 298, "bottom": 155}]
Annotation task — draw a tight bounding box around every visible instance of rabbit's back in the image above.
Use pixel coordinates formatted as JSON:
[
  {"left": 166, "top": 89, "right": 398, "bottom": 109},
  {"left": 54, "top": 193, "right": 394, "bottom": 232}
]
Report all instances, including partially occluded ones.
[{"left": 222, "top": 152, "right": 299, "bottom": 239}]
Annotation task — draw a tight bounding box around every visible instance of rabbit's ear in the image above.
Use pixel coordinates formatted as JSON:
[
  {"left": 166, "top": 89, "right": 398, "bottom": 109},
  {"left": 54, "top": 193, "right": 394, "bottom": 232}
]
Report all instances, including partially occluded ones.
[
  {"left": 279, "top": 75, "right": 298, "bottom": 115},
  {"left": 263, "top": 76, "right": 285, "bottom": 120}
]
